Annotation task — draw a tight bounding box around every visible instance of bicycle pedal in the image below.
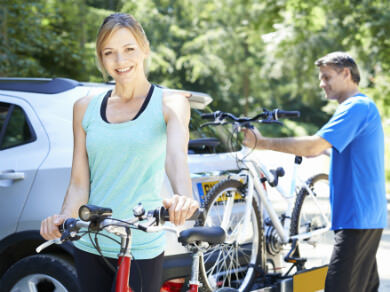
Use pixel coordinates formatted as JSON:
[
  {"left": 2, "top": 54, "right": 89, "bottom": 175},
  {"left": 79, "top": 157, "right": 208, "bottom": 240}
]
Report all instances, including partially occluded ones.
[{"left": 284, "top": 256, "right": 307, "bottom": 264}]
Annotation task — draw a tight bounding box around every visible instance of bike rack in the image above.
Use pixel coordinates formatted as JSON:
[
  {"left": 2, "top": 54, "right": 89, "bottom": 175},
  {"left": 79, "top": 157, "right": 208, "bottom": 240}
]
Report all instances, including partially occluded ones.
[{"left": 250, "top": 265, "right": 328, "bottom": 292}]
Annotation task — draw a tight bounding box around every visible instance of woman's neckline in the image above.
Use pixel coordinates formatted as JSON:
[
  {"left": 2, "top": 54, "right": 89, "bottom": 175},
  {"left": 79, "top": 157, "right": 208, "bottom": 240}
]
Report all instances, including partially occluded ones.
[{"left": 100, "top": 84, "right": 155, "bottom": 124}]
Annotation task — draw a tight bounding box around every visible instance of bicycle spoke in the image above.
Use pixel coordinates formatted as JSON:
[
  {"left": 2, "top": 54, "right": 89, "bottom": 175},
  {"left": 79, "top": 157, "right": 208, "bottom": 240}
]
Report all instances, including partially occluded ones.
[{"left": 200, "top": 179, "right": 262, "bottom": 291}]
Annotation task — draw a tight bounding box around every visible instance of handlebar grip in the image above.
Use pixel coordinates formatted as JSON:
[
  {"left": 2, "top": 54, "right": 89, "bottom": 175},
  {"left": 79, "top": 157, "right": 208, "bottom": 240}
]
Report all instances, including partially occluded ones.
[
  {"left": 58, "top": 223, "right": 64, "bottom": 233},
  {"left": 158, "top": 207, "right": 203, "bottom": 223},
  {"left": 160, "top": 207, "right": 170, "bottom": 222},
  {"left": 200, "top": 111, "right": 220, "bottom": 120},
  {"left": 275, "top": 110, "right": 300, "bottom": 119},
  {"left": 59, "top": 218, "right": 79, "bottom": 234},
  {"left": 188, "top": 209, "right": 201, "bottom": 221},
  {"left": 59, "top": 218, "right": 81, "bottom": 241}
]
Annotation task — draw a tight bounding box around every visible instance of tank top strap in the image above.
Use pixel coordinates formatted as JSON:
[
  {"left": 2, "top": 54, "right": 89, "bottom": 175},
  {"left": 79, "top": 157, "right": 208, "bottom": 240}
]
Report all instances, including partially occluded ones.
[{"left": 145, "top": 85, "right": 165, "bottom": 124}]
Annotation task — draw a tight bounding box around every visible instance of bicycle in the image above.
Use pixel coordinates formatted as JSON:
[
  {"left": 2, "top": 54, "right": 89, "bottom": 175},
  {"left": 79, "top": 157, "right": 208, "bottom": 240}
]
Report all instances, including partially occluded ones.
[
  {"left": 196, "top": 109, "right": 332, "bottom": 291},
  {"left": 36, "top": 203, "right": 234, "bottom": 292}
]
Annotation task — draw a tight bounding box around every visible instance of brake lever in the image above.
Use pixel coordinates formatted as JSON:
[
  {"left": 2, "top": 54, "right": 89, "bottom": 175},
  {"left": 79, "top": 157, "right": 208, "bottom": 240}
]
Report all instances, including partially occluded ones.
[
  {"left": 136, "top": 216, "right": 157, "bottom": 232},
  {"left": 60, "top": 229, "right": 81, "bottom": 242},
  {"left": 261, "top": 119, "right": 283, "bottom": 126},
  {"left": 36, "top": 238, "right": 63, "bottom": 253},
  {"left": 200, "top": 122, "right": 222, "bottom": 128}
]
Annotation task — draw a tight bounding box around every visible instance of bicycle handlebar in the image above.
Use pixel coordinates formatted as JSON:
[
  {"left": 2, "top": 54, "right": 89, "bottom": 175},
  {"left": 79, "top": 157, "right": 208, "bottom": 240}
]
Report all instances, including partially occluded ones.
[
  {"left": 275, "top": 109, "right": 300, "bottom": 119},
  {"left": 157, "top": 207, "right": 203, "bottom": 223},
  {"left": 37, "top": 203, "right": 202, "bottom": 253},
  {"left": 200, "top": 111, "right": 220, "bottom": 120},
  {"left": 200, "top": 108, "right": 300, "bottom": 127}
]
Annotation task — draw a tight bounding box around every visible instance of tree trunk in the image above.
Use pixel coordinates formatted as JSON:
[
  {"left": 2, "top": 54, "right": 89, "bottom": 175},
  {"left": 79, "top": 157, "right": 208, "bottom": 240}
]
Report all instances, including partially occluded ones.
[
  {"left": 242, "top": 41, "right": 250, "bottom": 116},
  {"left": 2, "top": 7, "right": 7, "bottom": 48}
]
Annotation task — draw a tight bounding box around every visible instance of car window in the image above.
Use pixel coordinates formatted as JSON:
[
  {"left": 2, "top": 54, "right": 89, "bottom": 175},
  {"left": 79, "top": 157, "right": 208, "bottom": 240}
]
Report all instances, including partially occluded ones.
[
  {"left": 0, "top": 103, "right": 9, "bottom": 129},
  {"left": 0, "top": 102, "right": 36, "bottom": 150},
  {"left": 189, "top": 108, "right": 240, "bottom": 154}
]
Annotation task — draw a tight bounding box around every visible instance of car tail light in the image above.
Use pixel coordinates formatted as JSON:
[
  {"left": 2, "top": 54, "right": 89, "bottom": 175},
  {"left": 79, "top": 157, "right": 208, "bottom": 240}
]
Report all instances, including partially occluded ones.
[{"left": 160, "top": 278, "right": 185, "bottom": 292}]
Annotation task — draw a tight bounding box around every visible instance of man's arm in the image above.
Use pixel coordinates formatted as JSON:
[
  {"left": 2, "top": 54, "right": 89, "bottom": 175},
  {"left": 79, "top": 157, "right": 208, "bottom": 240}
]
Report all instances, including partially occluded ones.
[{"left": 243, "top": 127, "right": 332, "bottom": 157}]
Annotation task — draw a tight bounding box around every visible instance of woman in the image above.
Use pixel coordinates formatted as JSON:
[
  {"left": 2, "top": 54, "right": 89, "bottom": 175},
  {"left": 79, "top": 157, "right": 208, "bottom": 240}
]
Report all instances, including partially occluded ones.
[{"left": 40, "top": 13, "right": 198, "bottom": 291}]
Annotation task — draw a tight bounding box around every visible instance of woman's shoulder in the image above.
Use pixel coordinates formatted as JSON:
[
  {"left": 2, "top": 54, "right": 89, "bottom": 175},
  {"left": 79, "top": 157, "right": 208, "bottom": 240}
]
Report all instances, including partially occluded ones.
[
  {"left": 74, "top": 95, "right": 95, "bottom": 115},
  {"left": 161, "top": 90, "right": 191, "bottom": 123},
  {"left": 162, "top": 89, "right": 190, "bottom": 107},
  {"left": 73, "top": 94, "right": 104, "bottom": 125}
]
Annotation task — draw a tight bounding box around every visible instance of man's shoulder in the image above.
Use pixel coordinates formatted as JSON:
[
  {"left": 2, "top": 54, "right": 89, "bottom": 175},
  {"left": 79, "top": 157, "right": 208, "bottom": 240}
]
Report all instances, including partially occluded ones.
[{"left": 338, "top": 95, "right": 374, "bottom": 115}]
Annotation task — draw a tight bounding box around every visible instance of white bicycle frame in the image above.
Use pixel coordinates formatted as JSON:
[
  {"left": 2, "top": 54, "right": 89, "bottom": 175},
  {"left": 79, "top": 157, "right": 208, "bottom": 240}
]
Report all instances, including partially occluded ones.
[{"left": 221, "top": 147, "right": 331, "bottom": 245}]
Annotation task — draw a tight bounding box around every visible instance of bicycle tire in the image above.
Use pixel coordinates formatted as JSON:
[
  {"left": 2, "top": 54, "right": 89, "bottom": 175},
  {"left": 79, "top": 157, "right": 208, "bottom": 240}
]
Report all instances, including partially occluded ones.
[
  {"left": 198, "top": 179, "right": 263, "bottom": 292},
  {"left": 290, "top": 173, "right": 332, "bottom": 270}
]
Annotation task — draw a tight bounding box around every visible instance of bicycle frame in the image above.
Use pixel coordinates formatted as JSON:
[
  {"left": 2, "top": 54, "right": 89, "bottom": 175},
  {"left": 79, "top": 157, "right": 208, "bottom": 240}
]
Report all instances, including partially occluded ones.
[
  {"left": 189, "top": 250, "right": 202, "bottom": 292},
  {"left": 225, "top": 147, "right": 331, "bottom": 245},
  {"left": 107, "top": 222, "right": 205, "bottom": 292},
  {"left": 102, "top": 220, "right": 135, "bottom": 292},
  {"left": 36, "top": 206, "right": 208, "bottom": 292},
  {"left": 116, "top": 235, "right": 133, "bottom": 292}
]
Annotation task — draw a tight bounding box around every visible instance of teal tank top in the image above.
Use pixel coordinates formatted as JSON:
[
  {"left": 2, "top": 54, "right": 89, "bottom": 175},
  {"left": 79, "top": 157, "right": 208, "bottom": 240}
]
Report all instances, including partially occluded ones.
[{"left": 74, "top": 85, "right": 167, "bottom": 259}]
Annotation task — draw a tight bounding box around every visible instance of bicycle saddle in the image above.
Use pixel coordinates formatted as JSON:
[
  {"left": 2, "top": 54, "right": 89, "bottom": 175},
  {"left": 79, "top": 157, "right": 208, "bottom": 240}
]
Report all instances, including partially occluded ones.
[{"left": 178, "top": 226, "right": 226, "bottom": 245}]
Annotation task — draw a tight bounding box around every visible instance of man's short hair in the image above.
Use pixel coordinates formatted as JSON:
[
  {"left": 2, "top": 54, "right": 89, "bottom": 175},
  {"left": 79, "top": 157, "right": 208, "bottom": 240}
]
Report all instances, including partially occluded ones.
[{"left": 315, "top": 52, "right": 360, "bottom": 85}]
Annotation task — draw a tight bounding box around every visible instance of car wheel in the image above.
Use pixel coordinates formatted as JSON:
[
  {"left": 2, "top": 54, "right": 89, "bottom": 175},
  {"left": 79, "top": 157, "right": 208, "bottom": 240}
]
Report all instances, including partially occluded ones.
[{"left": 0, "top": 254, "right": 80, "bottom": 292}]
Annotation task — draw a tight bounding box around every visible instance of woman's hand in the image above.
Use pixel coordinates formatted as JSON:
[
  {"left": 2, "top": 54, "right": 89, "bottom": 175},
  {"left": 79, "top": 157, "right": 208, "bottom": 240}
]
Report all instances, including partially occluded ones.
[
  {"left": 40, "top": 214, "right": 68, "bottom": 240},
  {"left": 163, "top": 195, "right": 199, "bottom": 226}
]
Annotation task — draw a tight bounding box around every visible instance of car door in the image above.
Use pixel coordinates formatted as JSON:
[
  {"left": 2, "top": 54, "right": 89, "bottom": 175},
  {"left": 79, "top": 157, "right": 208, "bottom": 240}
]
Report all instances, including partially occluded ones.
[{"left": 0, "top": 95, "right": 49, "bottom": 239}]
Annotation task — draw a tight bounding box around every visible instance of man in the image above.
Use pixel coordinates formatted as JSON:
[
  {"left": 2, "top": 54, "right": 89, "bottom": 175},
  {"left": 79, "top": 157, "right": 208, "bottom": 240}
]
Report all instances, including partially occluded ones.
[{"left": 243, "top": 51, "right": 387, "bottom": 292}]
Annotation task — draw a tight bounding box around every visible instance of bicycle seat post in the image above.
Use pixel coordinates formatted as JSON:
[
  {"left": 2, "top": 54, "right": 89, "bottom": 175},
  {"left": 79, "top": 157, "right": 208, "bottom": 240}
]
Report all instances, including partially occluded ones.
[{"left": 189, "top": 248, "right": 202, "bottom": 291}]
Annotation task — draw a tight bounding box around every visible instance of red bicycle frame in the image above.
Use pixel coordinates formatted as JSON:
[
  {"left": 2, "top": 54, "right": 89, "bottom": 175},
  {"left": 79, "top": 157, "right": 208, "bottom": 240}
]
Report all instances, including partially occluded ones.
[
  {"left": 36, "top": 205, "right": 208, "bottom": 292},
  {"left": 114, "top": 232, "right": 133, "bottom": 292},
  {"left": 113, "top": 232, "right": 202, "bottom": 292},
  {"left": 116, "top": 255, "right": 132, "bottom": 292}
]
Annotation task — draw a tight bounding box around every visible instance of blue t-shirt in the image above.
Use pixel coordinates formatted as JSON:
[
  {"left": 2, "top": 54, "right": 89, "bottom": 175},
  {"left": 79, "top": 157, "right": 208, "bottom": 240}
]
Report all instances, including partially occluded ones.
[{"left": 316, "top": 94, "right": 387, "bottom": 230}]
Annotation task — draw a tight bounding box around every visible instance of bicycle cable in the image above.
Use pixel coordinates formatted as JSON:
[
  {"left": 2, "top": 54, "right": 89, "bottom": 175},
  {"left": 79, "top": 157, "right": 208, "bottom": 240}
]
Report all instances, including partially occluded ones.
[
  {"left": 86, "top": 218, "right": 149, "bottom": 290},
  {"left": 87, "top": 226, "right": 120, "bottom": 273}
]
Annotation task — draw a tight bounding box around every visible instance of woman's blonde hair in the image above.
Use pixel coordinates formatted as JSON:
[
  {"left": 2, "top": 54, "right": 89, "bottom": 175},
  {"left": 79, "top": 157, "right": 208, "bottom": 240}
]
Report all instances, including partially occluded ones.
[{"left": 96, "top": 13, "right": 150, "bottom": 81}]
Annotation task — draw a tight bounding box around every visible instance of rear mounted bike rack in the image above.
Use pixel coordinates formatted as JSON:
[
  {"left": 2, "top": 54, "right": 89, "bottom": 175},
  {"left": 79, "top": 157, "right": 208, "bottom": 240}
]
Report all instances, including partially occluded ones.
[{"left": 283, "top": 239, "right": 307, "bottom": 276}]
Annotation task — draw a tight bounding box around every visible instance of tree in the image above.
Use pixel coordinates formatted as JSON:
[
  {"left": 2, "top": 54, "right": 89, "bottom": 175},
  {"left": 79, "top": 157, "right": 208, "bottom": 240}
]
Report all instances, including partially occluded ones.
[{"left": 0, "top": 0, "right": 89, "bottom": 80}]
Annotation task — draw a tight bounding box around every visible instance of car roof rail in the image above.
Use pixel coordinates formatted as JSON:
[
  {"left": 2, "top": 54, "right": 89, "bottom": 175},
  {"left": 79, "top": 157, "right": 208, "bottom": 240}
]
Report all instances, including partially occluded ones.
[{"left": 0, "top": 78, "right": 81, "bottom": 94}]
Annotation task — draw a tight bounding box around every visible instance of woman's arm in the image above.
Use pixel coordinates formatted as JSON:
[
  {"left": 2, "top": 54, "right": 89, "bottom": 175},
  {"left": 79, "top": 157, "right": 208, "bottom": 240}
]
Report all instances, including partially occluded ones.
[
  {"left": 40, "top": 96, "right": 91, "bottom": 240},
  {"left": 163, "top": 92, "right": 198, "bottom": 225}
]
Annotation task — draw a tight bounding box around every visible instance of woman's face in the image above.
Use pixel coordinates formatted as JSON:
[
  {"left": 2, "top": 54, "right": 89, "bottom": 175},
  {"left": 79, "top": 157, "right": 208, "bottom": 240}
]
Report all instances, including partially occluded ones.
[{"left": 101, "top": 27, "right": 148, "bottom": 83}]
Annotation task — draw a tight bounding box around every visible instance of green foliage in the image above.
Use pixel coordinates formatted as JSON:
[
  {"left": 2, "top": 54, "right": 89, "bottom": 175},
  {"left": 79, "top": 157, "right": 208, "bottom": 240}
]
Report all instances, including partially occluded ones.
[
  {"left": 2, "top": 0, "right": 389, "bottom": 182},
  {"left": 1, "top": 0, "right": 87, "bottom": 79},
  {"left": 2, "top": 0, "right": 390, "bottom": 126}
]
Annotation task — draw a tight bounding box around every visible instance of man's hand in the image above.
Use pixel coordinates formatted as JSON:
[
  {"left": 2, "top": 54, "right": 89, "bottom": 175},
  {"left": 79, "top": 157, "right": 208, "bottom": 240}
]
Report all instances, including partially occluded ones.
[
  {"left": 242, "top": 127, "right": 264, "bottom": 149},
  {"left": 40, "top": 214, "right": 68, "bottom": 240},
  {"left": 163, "top": 195, "right": 199, "bottom": 226}
]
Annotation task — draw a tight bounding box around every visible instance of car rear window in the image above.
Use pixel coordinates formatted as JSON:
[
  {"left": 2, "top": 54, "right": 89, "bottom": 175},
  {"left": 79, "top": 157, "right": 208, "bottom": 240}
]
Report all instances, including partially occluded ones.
[{"left": 189, "top": 108, "right": 240, "bottom": 154}]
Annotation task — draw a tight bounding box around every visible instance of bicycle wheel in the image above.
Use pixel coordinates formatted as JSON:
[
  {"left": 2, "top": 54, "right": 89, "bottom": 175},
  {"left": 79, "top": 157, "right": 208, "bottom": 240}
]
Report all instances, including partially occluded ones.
[
  {"left": 290, "top": 173, "right": 333, "bottom": 270},
  {"left": 198, "top": 179, "right": 263, "bottom": 292}
]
